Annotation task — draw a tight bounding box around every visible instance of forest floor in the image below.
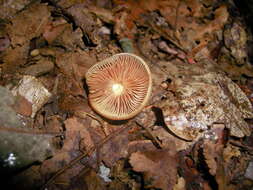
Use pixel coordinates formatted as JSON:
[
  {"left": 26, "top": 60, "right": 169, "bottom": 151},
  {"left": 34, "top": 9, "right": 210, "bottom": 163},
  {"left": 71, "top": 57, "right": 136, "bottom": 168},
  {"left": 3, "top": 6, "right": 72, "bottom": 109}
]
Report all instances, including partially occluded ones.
[{"left": 1, "top": 0, "right": 253, "bottom": 190}]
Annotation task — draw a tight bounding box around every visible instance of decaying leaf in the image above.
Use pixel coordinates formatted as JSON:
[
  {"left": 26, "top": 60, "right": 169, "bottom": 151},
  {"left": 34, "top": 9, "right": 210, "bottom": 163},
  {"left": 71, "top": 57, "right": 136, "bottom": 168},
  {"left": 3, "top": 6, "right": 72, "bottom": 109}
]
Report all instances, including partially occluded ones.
[
  {"left": 113, "top": 0, "right": 228, "bottom": 55},
  {"left": 223, "top": 144, "right": 241, "bottom": 163},
  {"left": 39, "top": 117, "right": 88, "bottom": 185},
  {"left": 159, "top": 70, "right": 253, "bottom": 138},
  {"left": 43, "top": 19, "right": 69, "bottom": 44},
  {"left": 202, "top": 124, "right": 225, "bottom": 176},
  {"left": 1, "top": 0, "right": 253, "bottom": 189},
  {"left": 20, "top": 59, "right": 54, "bottom": 77},
  {"left": 67, "top": 3, "right": 103, "bottom": 45},
  {"left": 100, "top": 124, "right": 130, "bottom": 167},
  {"left": 223, "top": 21, "right": 247, "bottom": 65},
  {"left": 129, "top": 149, "right": 178, "bottom": 190},
  {"left": 83, "top": 169, "right": 107, "bottom": 190},
  {"left": 12, "top": 94, "right": 32, "bottom": 117},
  {"left": 0, "top": 0, "right": 31, "bottom": 19},
  {"left": 11, "top": 75, "right": 52, "bottom": 118},
  {"left": 6, "top": 2, "right": 51, "bottom": 47},
  {"left": 2, "top": 43, "right": 29, "bottom": 73},
  {"left": 109, "top": 159, "right": 141, "bottom": 190}
]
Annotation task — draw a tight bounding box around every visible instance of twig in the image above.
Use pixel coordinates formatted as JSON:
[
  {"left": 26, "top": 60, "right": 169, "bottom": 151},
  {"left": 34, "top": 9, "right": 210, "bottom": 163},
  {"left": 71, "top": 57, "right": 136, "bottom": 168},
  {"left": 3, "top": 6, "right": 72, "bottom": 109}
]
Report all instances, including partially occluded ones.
[
  {"left": 42, "top": 124, "right": 131, "bottom": 189},
  {"left": 35, "top": 16, "right": 48, "bottom": 35},
  {"left": 74, "top": 111, "right": 103, "bottom": 127},
  {"left": 96, "top": 146, "right": 101, "bottom": 171},
  {"left": 136, "top": 122, "right": 163, "bottom": 149},
  {"left": 229, "top": 140, "right": 253, "bottom": 155}
]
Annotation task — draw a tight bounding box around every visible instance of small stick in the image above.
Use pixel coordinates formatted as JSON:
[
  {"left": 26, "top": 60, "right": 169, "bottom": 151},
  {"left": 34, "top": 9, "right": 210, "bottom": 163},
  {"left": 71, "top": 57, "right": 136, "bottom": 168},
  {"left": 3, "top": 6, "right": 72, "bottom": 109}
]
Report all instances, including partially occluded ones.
[
  {"left": 136, "top": 121, "right": 163, "bottom": 149},
  {"left": 74, "top": 111, "right": 106, "bottom": 136},
  {"left": 229, "top": 140, "right": 253, "bottom": 155},
  {"left": 42, "top": 124, "right": 131, "bottom": 189}
]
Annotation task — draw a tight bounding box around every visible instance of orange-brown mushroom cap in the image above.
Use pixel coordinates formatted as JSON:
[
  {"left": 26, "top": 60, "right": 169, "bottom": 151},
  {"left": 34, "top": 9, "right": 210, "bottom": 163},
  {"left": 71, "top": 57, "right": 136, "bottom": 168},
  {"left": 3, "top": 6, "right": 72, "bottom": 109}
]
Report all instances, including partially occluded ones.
[{"left": 85, "top": 53, "right": 152, "bottom": 120}]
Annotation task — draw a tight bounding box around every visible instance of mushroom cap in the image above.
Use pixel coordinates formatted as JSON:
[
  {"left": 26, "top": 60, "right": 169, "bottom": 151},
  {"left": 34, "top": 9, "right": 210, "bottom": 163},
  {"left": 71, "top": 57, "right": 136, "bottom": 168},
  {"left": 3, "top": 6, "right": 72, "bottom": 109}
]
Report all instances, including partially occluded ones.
[{"left": 86, "top": 53, "right": 152, "bottom": 120}]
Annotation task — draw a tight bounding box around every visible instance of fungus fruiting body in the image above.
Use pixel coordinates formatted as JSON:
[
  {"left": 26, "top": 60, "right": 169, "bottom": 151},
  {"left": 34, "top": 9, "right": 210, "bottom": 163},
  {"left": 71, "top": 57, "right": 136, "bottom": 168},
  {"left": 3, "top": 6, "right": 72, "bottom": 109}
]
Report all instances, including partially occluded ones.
[{"left": 86, "top": 53, "right": 152, "bottom": 120}]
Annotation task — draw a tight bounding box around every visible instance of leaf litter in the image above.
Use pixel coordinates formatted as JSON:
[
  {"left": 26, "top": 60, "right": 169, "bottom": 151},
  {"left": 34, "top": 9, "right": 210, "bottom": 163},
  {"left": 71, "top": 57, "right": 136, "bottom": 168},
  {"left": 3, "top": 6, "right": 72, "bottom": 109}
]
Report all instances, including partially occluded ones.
[{"left": 0, "top": 0, "right": 253, "bottom": 189}]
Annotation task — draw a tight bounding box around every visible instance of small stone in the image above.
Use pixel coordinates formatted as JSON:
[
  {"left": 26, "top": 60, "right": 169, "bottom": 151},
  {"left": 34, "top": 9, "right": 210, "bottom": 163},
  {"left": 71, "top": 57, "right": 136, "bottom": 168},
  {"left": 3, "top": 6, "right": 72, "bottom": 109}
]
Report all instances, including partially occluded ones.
[
  {"left": 160, "top": 81, "right": 168, "bottom": 89},
  {"left": 98, "top": 26, "right": 111, "bottom": 35},
  {"left": 98, "top": 163, "right": 111, "bottom": 182},
  {"left": 30, "top": 49, "right": 40, "bottom": 57}
]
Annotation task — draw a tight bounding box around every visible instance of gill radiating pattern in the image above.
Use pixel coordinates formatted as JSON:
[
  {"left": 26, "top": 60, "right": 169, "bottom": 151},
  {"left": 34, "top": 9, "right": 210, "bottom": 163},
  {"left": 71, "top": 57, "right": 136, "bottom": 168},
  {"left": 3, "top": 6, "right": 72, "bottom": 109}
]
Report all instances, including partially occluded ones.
[{"left": 86, "top": 53, "right": 151, "bottom": 119}]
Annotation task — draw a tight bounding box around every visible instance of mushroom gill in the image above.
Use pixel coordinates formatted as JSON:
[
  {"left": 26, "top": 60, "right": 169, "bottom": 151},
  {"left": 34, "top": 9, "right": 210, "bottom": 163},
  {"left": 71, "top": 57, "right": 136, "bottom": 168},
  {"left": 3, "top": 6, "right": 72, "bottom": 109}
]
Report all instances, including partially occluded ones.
[{"left": 85, "top": 53, "right": 152, "bottom": 120}]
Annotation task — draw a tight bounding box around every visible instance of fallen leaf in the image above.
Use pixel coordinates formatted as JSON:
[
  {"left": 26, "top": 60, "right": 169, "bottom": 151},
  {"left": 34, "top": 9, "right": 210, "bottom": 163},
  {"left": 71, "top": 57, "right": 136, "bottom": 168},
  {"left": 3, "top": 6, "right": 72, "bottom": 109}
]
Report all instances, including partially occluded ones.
[
  {"left": 12, "top": 94, "right": 32, "bottom": 117},
  {"left": 39, "top": 117, "right": 87, "bottom": 186},
  {"left": 20, "top": 59, "right": 54, "bottom": 77},
  {"left": 6, "top": 2, "right": 51, "bottom": 47},
  {"left": 0, "top": 0, "right": 31, "bottom": 19},
  {"left": 203, "top": 124, "right": 225, "bottom": 176},
  {"left": 43, "top": 21, "right": 68, "bottom": 44},
  {"left": 129, "top": 149, "right": 178, "bottom": 190},
  {"left": 2, "top": 43, "right": 29, "bottom": 73},
  {"left": 83, "top": 169, "right": 106, "bottom": 190},
  {"left": 67, "top": 3, "right": 102, "bottom": 45},
  {"left": 100, "top": 126, "right": 129, "bottom": 167}
]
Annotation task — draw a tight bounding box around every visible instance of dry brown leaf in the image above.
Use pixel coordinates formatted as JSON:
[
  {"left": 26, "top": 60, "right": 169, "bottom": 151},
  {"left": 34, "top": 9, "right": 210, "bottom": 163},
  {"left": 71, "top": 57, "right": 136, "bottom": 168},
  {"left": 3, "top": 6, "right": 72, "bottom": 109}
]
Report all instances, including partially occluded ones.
[
  {"left": 203, "top": 140, "right": 219, "bottom": 176},
  {"left": 46, "top": 115, "right": 64, "bottom": 133},
  {"left": 109, "top": 159, "right": 140, "bottom": 190},
  {"left": 2, "top": 2, "right": 51, "bottom": 74},
  {"left": 55, "top": 50, "right": 96, "bottom": 104},
  {"left": 43, "top": 18, "right": 85, "bottom": 50},
  {"left": 55, "top": 27, "right": 85, "bottom": 50},
  {"left": 6, "top": 3, "right": 51, "bottom": 47},
  {"left": 203, "top": 124, "right": 225, "bottom": 176},
  {"left": 0, "top": 0, "right": 31, "bottom": 19},
  {"left": 39, "top": 117, "right": 87, "bottom": 185},
  {"left": 43, "top": 21, "right": 68, "bottom": 44},
  {"left": 20, "top": 57, "right": 54, "bottom": 77},
  {"left": 88, "top": 5, "right": 115, "bottom": 24},
  {"left": 67, "top": 3, "right": 103, "bottom": 45},
  {"left": 177, "top": 152, "right": 206, "bottom": 190},
  {"left": 113, "top": 0, "right": 228, "bottom": 56},
  {"left": 57, "top": 0, "right": 87, "bottom": 9},
  {"left": 129, "top": 149, "right": 178, "bottom": 190},
  {"left": 12, "top": 94, "right": 32, "bottom": 117},
  {"left": 83, "top": 169, "right": 106, "bottom": 190},
  {"left": 2, "top": 43, "right": 29, "bottom": 73},
  {"left": 127, "top": 140, "right": 157, "bottom": 154},
  {"left": 55, "top": 50, "right": 96, "bottom": 81},
  {"left": 223, "top": 144, "right": 241, "bottom": 164},
  {"left": 100, "top": 126, "right": 130, "bottom": 167},
  {"left": 58, "top": 94, "right": 91, "bottom": 113},
  {"left": 113, "top": 0, "right": 163, "bottom": 38}
]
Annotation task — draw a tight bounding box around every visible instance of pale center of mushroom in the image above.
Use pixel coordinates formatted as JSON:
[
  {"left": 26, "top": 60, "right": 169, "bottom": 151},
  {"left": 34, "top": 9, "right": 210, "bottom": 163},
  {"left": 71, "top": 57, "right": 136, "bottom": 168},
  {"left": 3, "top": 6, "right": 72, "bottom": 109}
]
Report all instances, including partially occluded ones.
[{"left": 112, "top": 83, "right": 124, "bottom": 96}]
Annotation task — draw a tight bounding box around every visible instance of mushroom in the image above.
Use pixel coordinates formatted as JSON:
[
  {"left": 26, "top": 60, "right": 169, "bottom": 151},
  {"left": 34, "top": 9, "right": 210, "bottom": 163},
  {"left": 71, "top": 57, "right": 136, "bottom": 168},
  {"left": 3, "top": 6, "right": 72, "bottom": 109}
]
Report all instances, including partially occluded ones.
[{"left": 85, "top": 53, "right": 152, "bottom": 120}]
